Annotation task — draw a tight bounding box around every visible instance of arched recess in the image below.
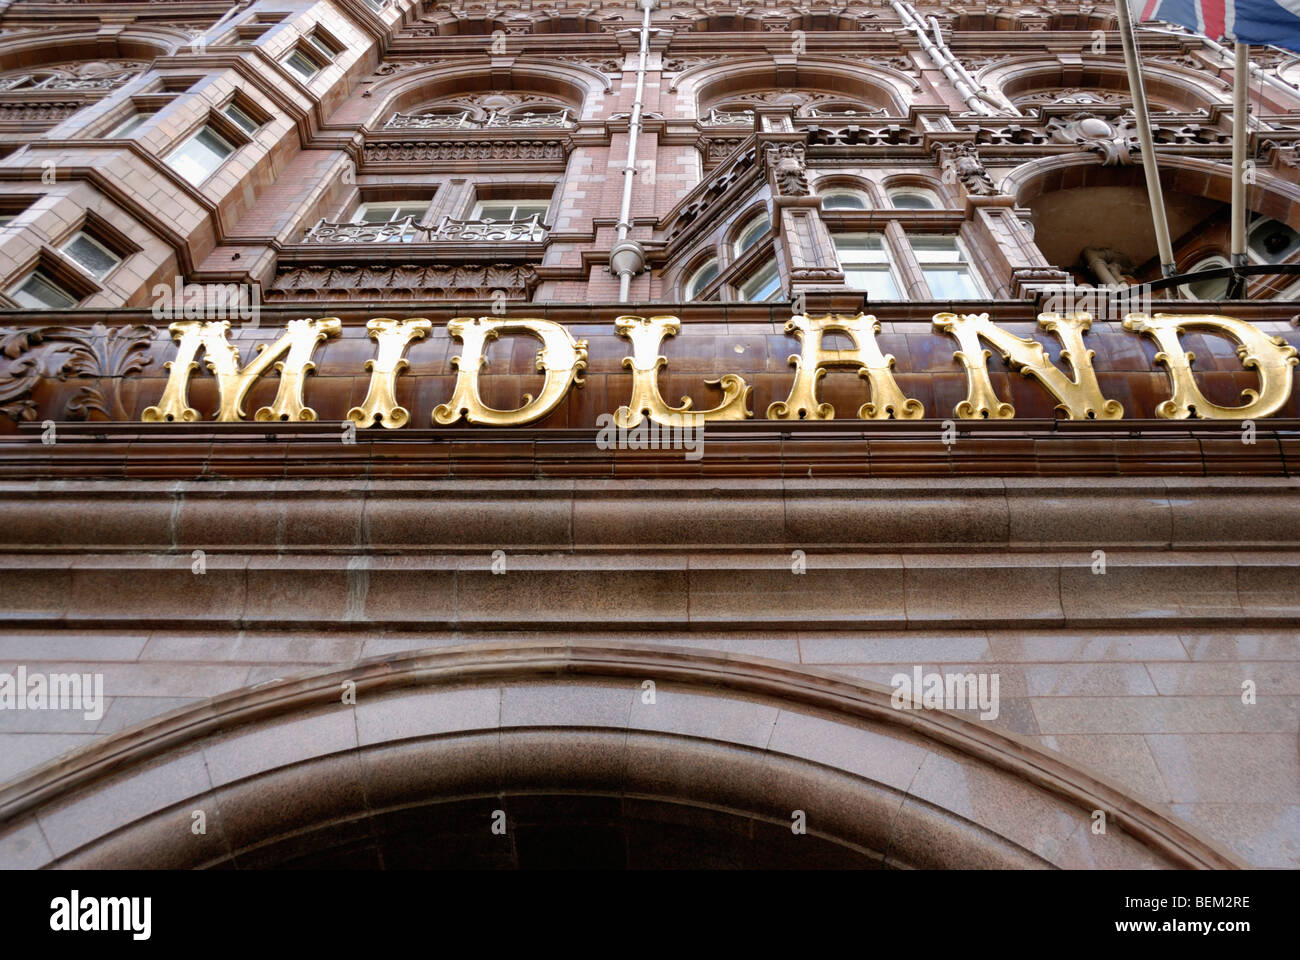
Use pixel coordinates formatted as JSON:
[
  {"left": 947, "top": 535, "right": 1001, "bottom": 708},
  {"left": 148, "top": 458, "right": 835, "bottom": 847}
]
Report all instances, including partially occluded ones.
[
  {"left": 363, "top": 61, "right": 604, "bottom": 128},
  {"left": 982, "top": 58, "right": 1227, "bottom": 115},
  {"left": 677, "top": 58, "right": 911, "bottom": 118},
  {"left": 0, "top": 644, "right": 1240, "bottom": 869},
  {"left": 1004, "top": 152, "right": 1300, "bottom": 281},
  {"left": 0, "top": 31, "right": 175, "bottom": 73}
]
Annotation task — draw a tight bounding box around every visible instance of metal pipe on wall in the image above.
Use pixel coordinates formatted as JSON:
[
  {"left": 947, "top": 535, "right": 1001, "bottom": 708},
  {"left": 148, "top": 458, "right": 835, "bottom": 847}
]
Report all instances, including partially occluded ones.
[
  {"left": 1231, "top": 42, "right": 1250, "bottom": 267},
  {"left": 611, "top": 0, "right": 655, "bottom": 303}
]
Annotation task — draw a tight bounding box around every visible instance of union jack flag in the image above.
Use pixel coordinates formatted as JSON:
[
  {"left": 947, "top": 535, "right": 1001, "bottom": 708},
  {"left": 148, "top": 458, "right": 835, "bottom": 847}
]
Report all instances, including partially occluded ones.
[{"left": 1141, "top": 0, "right": 1300, "bottom": 52}]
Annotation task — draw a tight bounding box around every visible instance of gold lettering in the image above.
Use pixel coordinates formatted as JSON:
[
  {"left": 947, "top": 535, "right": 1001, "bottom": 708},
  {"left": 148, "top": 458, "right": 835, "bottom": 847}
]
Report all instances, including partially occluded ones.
[
  {"left": 142, "top": 317, "right": 341, "bottom": 423},
  {"left": 932, "top": 311, "right": 1122, "bottom": 419},
  {"left": 347, "top": 318, "right": 432, "bottom": 429},
  {"left": 432, "top": 316, "right": 587, "bottom": 426},
  {"left": 613, "top": 315, "right": 751, "bottom": 428},
  {"left": 766, "top": 313, "right": 922, "bottom": 420},
  {"left": 1122, "top": 312, "right": 1298, "bottom": 419}
]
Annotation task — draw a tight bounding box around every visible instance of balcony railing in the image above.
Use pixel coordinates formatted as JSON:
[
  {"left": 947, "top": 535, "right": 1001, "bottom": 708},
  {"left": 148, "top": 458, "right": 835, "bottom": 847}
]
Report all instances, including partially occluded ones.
[
  {"left": 302, "top": 216, "right": 419, "bottom": 243},
  {"left": 431, "top": 213, "right": 547, "bottom": 242},
  {"left": 701, "top": 109, "right": 755, "bottom": 126},
  {"left": 301, "top": 214, "right": 549, "bottom": 244},
  {"left": 383, "top": 108, "right": 570, "bottom": 130}
]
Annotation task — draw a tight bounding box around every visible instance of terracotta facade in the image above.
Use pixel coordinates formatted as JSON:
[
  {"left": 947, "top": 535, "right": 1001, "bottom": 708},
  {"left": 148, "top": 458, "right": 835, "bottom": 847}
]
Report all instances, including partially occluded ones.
[{"left": 0, "top": 0, "right": 1297, "bottom": 869}]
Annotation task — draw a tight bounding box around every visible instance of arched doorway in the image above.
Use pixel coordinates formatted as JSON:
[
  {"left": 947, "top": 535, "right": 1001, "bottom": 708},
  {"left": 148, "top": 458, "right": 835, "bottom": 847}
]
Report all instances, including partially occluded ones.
[{"left": 0, "top": 644, "right": 1241, "bottom": 869}]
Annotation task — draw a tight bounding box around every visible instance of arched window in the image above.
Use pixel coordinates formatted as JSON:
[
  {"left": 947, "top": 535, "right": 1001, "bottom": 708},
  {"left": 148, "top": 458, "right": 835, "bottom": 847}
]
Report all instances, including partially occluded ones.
[
  {"left": 684, "top": 257, "right": 719, "bottom": 299},
  {"left": 733, "top": 213, "right": 770, "bottom": 255},
  {"left": 1179, "top": 255, "right": 1231, "bottom": 300},
  {"left": 888, "top": 187, "right": 941, "bottom": 210},
  {"left": 820, "top": 188, "right": 870, "bottom": 211},
  {"left": 737, "top": 259, "right": 781, "bottom": 302}
]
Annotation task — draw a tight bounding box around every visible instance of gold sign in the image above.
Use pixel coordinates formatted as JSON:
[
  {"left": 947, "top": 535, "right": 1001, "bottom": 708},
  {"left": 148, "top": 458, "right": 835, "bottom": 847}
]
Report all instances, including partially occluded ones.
[{"left": 142, "top": 312, "right": 1298, "bottom": 426}]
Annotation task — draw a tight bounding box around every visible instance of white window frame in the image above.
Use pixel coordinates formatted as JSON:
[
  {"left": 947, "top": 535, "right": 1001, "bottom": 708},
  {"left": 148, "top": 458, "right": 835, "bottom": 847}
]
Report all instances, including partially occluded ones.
[
  {"left": 282, "top": 47, "right": 326, "bottom": 81},
  {"left": 910, "top": 234, "right": 984, "bottom": 300},
  {"left": 888, "top": 187, "right": 941, "bottom": 210},
  {"left": 833, "top": 233, "right": 901, "bottom": 300},
  {"left": 107, "top": 112, "right": 151, "bottom": 139},
  {"left": 165, "top": 125, "right": 236, "bottom": 185},
  {"left": 223, "top": 102, "right": 260, "bottom": 135},
  {"left": 60, "top": 230, "right": 122, "bottom": 280}
]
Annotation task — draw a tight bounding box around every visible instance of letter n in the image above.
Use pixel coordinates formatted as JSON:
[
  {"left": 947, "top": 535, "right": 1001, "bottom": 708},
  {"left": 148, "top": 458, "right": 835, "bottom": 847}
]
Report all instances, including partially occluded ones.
[{"left": 932, "top": 311, "right": 1122, "bottom": 419}]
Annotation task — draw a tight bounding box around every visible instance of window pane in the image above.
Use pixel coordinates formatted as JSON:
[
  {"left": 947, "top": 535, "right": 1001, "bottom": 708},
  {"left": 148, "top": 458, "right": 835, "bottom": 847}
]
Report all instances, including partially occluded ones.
[
  {"left": 167, "top": 127, "right": 233, "bottom": 184},
  {"left": 844, "top": 266, "right": 899, "bottom": 300},
  {"left": 833, "top": 234, "right": 887, "bottom": 264},
  {"left": 284, "top": 50, "right": 320, "bottom": 79},
  {"left": 11, "top": 272, "right": 77, "bottom": 308},
  {"left": 224, "top": 104, "right": 258, "bottom": 134},
  {"left": 109, "top": 113, "right": 150, "bottom": 138},
  {"left": 911, "top": 236, "right": 964, "bottom": 262},
  {"left": 923, "top": 266, "right": 978, "bottom": 299},
  {"left": 822, "top": 193, "right": 866, "bottom": 210},
  {"left": 734, "top": 215, "right": 769, "bottom": 254},
  {"left": 890, "top": 191, "right": 937, "bottom": 210},
  {"left": 0, "top": 216, "right": 12, "bottom": 227},
  {"left": 739, "top": 261, "right": 780, "bottom": 301},
  {"left": 686, "top": 259, "right": 718, "bottom": 299},
  {"left": 62, "top": 233, "right": 120, "bottom": 279},
  {"left": 306, "top": 35, "right": 336, "bottom": 59}
]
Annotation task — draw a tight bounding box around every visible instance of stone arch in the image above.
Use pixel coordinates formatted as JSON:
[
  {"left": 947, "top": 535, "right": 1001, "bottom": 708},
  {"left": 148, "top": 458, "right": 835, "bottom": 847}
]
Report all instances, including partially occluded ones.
[
  {"left": 0, "top": 31, "right": 174, "bottom": 73},
  {"left": 0, "top": 644, "right": 1239, "bottom": 869},
  {"left": 881, "top": 172, "right": 956, "bottom": 209},
  {"left": 983, "top": 57, "right": 1227, "bottom": 115},
  {"left": 1004, "top": 152, "right": 1300, "bottom": 284},
  {"left": 674, "top": 57, "right": 911, "bottom": 118},
  {"left": 809, "top": 172, "right": 884, "bottom": 208},
  {"left": 362, "top": 61, "right": 602, "bottom": 128}
]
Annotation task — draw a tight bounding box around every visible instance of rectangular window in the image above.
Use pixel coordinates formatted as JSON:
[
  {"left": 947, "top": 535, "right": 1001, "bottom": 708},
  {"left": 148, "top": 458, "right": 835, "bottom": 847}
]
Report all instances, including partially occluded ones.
[
  {"left": 352, "top": 201, "right": 427, "bottom": 241},
  {"left": 306, "top": 33, "right": 340, "bottom": 60},
  {"left": 108, "top": 112, "right": 152, "bottom": 138},
  {"left": 166, "top": 126, "right": 235, "bottom": 184},
  {"left": 834, "top": 234, "right": 900, "bottom": 300},
  {"left": 738, "top": 260, "right": 781, "bottom": 302},
  {"left": 911, "top": 235, "right": 981, "bottom": 299},
  {"left": 223, "top": 103, "right": 259, "bottom": 134},
  {"left": 470, "top": 200, "right": 549, "bottom": 241},
  {"left": 9, "top": 270, "right": 79, "bottom": 308},
  {"left": 283, "top": 48, "right": 324, "bottom": 80},
  {"left": 61, "top": 231, "right": 122, "bottom": 280}
]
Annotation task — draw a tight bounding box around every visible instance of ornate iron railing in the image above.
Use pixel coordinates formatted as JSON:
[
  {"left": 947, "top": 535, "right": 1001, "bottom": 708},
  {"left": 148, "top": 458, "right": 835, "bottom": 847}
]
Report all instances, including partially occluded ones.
[
  {"left": 701, "top": 109, "right": 755, "bottom": 126},
  {"left": 431, "top": 213, "right": 547, "bottom": 242},
  {"left": 302, "top": 216, "right": 419, "bottom": 243},
  {"left": 301, "top": 214, "right": 549, "bottom": 244},
  {"left": 383, "top": 109, "right": 570, "bottom": 130},
  {"left": 384, "top": 111, "right": 472, "bottom": 129}
]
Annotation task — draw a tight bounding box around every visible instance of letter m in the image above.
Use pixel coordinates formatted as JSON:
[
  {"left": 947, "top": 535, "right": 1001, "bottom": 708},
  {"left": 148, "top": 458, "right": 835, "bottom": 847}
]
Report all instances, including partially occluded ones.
[{"left": 143, "top": 317, "right": 341, "bottom": 423}]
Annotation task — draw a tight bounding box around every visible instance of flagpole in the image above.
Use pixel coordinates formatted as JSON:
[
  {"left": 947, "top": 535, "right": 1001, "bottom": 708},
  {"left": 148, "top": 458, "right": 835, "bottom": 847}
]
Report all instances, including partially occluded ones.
[
  {"left": 1114, "top": 0, "right": 1177, "bottom": 277},
  {"left": 1229, "top": 41, "right": 1250, "bottom": 297}
]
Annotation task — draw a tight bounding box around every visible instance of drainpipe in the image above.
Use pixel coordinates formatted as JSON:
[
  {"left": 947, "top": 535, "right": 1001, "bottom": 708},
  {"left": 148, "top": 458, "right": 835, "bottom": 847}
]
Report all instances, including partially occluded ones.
[
  {"left": 926, "top": 14, "right": 1018, "bottom": 115},
  {"left": 610, "top": 0, "right": 654, "bottom": 303},
  {"left": 889, "top": 0, "right": 995, "bottom": 115}
]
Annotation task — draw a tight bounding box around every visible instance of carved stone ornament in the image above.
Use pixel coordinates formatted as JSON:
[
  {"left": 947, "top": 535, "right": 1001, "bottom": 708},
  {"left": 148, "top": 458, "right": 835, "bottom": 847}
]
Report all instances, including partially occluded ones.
[
  {"left": 142, "top": 317, "right": 342, "bottom": 423},
  {"left": 1, "top": 323, "right": 155, "bottom": 422},
  {"left": 765, "top": 142, "right": 809, "bottom": 196},
  {"left": 612, "top": 315, "right": 752, "bottom": 429},
  {"left": 267, "top": 263, "right": 538, "bottom": 302},
  {"left": 933, "top": 312, "right": 1124, "bottom": 420},
  {"left": 1046, "top": 112, "right": 1139, "bottom": 166},
  {"left": 1122, "top": 313, "right": 1299, "bottom": 419},
  {"left": 767, "top": 314, "right": 924, "bottom": 421},
  {"left": 433, "top": 316, "right": 588, "bottom": 426},
  {"left": 347, "top": 318, "right": 433, "bottom": 429},
  {"left": 933, "top": 141, "right": 998, "bottom": 196}
]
